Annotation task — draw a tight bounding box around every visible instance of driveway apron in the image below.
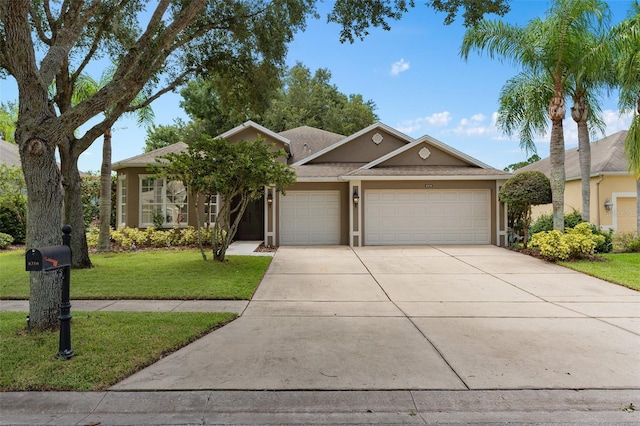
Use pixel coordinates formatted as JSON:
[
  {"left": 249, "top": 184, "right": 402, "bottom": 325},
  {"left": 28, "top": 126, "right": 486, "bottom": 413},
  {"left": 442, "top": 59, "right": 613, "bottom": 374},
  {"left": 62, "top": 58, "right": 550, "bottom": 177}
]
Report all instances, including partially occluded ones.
[{"left": 112, "top": 246, "right": 640, "bottom": 391}]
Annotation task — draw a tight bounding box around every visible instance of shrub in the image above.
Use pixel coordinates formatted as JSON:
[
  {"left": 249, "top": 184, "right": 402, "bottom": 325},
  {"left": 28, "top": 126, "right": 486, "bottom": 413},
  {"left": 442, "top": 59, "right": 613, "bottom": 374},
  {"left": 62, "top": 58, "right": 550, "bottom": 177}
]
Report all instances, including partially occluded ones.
[
  {"left": 591, "top": 226, "right": 613, "bottom": 253},
  {"left": 613, "top": 232, "right": 640, "bottom": 253},
  {"left": 0, "top": 205, "right": 26, "bottom": 244},
  {"left": 499, "top": 171, "right": 552, "bottom": 247},
  {"left": 530, "top": 210, "right": 584, "bottom": 235},
  {"left": 530, "top": 222, "right": 605, "bottom": 261},
  {"left": 86, "top": 226, "right": 219, "bottom": 250},
  {"left": 0, "top": 232, "right": 14, "bottom": 249}
]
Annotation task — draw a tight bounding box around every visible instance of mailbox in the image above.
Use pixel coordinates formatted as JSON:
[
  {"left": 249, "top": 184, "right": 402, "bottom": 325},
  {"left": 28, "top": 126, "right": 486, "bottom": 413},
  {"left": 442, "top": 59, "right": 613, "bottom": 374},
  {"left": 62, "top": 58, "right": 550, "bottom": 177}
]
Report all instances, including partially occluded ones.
[{"left": 26, "top": 246, "right": 72, "bottom": 271}]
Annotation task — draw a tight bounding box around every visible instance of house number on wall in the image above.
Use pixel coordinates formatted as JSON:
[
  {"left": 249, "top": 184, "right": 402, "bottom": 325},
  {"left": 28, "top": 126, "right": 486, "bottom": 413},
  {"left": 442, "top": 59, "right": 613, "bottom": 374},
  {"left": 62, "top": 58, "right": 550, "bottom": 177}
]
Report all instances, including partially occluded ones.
[{"left": 425, "top": 184, "right": 434, "bottom": 188}]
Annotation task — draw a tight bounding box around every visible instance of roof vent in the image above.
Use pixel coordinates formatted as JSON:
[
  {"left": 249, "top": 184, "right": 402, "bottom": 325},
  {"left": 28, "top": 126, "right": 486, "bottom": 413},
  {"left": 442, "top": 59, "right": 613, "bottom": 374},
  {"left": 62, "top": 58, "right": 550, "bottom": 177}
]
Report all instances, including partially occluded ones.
[
  {"left": 419, "top": 147, "right": 431, "bottom": 160},
  {"left": 372, "top": 133, "right": 383, "bottom": 145}
]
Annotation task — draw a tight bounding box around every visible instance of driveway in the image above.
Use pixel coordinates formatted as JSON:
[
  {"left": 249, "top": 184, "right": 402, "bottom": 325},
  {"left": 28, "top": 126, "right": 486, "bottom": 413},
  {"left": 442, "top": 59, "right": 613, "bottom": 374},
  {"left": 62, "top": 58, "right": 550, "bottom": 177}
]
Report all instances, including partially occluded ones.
[{"left": 112, "top": 246, "right": 640, "bottom": 391}]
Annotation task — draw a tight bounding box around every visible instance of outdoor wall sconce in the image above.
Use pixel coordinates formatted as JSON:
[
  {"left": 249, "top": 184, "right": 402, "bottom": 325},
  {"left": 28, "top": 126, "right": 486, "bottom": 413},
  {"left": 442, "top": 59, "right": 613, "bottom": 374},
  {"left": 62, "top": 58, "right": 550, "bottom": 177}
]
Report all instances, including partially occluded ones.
[
  {"left": 604, "top": 198, "right": 613, "bottom": 212},
  {"left": 353, "top": 189, "right": 360, "bottom": 205},
  {"left": 267, "top": 192, "right": 273, "bottom": 206}
]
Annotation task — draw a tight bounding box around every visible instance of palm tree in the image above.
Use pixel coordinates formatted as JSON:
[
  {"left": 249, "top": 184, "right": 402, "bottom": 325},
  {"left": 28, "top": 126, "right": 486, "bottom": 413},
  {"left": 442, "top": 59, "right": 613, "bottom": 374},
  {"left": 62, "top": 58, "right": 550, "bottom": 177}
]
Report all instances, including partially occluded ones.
[
  {"left": 67, "top": 70, "right": 154, "bottom": 252},
  {"left": 612, "top": 1, "right": 640, "bottom": 233},
  {"left": 461, "top": 0, "right": 610, "bottom": 231}
]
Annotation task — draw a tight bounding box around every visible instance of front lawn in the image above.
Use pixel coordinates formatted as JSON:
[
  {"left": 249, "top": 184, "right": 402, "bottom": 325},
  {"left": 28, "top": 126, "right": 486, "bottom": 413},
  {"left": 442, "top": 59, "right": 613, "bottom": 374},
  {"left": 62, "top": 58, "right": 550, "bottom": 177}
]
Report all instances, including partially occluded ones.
[
  {"left": 560, "top": 253, "right": 640, "bottom": 291},
  {"left": 0, "top": 311, "right": 236, "bottom": 391},
  {"left": 0, "top": 249, "right": 271, "bottom": 299}
]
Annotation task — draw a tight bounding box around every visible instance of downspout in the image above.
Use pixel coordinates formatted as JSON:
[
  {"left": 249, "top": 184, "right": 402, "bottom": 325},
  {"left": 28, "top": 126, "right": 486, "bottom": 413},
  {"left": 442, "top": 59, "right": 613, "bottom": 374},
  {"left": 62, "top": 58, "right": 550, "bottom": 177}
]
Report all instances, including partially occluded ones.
[{"left": 595, "top": 174, "right": 605, "bottom": 228}]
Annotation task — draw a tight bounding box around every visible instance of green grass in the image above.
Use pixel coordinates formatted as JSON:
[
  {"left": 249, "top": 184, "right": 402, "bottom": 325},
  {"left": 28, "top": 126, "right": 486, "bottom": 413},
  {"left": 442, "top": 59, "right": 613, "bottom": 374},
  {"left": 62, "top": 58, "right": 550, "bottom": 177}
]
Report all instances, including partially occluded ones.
[
  {"left": 0, "top": 311, "right": 236, "bottom": 391},
  {"left": 0, "top": 249, "right": 271, "bottom": 299},
  {"left": 560, "top": 253, "right": 640, "bottom": 291}
]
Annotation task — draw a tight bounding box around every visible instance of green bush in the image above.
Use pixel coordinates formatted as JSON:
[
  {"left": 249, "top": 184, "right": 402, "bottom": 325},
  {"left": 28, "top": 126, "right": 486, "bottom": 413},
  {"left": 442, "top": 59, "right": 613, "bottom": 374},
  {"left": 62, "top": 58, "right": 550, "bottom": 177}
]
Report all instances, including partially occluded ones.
[
  {"left": 613, "top": 232, "right": 640, "bottom": 253},
  {"left": 86, "top": 226, "right": 221, "bottom": 250},
  {"left": 0, "top": 205, "right": 26, "bottom": 244},
  {"left": 530, "top": 211, "right": 584, "bottom": 235},
  {"left": 0, "top": 232, "right": 14, "bottom": 249},
  {"left": 591, "top": 226, "right": 613, "bottom": 253},
  {"left": 530, "top": 222, "right": 605, "bottom": 261}
]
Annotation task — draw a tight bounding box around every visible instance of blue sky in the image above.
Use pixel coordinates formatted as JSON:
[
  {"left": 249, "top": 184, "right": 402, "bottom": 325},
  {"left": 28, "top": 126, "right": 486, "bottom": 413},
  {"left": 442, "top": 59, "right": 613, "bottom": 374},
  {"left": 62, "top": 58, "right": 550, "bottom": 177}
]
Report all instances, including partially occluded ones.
[{"left": 0, "top": 1, "right": 634, "bottom": 172}]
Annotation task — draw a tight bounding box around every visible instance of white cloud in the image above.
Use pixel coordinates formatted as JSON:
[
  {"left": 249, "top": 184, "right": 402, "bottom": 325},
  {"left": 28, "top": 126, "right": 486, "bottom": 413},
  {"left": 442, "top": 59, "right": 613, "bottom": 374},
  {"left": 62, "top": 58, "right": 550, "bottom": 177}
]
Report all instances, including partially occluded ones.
[
  {"left": 450, "top": 113, "right": 498, "bottom": 137},
  {"left": 390, "top": 58, "right": 410, "bottom": 76},
  {"left": 396, "top": 111, "right": 452, "bottom": 134}
]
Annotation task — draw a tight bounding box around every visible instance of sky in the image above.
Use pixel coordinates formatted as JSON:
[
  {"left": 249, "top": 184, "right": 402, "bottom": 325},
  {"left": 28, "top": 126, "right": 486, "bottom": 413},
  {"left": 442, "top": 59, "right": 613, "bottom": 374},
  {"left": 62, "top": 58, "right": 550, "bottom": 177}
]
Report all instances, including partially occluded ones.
[{"left": 0, "top": 0, "right": 634, "bottom": 173}]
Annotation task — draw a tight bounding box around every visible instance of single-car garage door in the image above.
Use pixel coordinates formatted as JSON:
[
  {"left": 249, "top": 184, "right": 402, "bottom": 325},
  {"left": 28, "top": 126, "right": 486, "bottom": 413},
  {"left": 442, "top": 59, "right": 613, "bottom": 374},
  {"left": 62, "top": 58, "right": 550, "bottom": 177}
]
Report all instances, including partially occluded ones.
[
  {"left": 280, "top": 191, "right": 341, "bottom": 245},
  {"left": 365, "top": 189, "right": 490, "bottom": 245}
]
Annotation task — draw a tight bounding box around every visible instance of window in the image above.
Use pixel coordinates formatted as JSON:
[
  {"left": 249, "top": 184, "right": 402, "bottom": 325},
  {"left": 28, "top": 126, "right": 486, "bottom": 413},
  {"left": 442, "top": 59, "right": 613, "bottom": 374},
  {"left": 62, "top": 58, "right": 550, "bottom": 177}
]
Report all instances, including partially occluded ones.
[
  {"left": 204, "top": 194, "right": 218, "bottom": 227},
  {"left": 117, "top": 175, "right": 127, "bottom": 227},
  {"left": 139, "top": 176, "right": 188, "bottom": 227}
]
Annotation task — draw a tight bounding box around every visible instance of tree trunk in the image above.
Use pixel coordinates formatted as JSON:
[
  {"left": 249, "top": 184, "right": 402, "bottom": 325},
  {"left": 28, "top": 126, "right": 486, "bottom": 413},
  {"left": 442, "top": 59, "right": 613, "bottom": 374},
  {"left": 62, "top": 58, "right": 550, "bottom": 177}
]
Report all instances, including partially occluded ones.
[
  {"left": 59, "top": 141, "right": 93, "bottom": 269},
  {"left": 98, "top": 129, "right": 112, "bottom": 252},
  {"left": 19, "top": 135, "right": 64, "bottom": 330},
  {"left": 549, "top": 93, "right": 566, "bottom": 231},
  {"left": 572, "top": 96, "right": 590, "bottom": 223}
]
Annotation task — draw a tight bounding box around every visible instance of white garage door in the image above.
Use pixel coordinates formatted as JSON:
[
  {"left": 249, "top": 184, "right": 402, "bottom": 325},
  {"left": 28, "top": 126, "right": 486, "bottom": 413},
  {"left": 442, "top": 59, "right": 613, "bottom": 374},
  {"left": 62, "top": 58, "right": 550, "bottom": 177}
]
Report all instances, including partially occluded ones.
[
  {"left": 280, "top": 191, "right": 341, "bottom": 245},
  {"left": 365, "top": 189, "right": 490, "bottom": 245}
]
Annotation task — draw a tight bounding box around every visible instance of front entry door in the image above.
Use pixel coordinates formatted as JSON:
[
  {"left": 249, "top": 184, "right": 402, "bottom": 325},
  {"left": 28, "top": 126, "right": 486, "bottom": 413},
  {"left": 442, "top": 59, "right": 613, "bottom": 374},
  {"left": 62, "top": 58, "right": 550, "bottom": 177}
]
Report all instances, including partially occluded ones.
[{"left": 236, "top": 196, "right": 264, "bottom": 240}]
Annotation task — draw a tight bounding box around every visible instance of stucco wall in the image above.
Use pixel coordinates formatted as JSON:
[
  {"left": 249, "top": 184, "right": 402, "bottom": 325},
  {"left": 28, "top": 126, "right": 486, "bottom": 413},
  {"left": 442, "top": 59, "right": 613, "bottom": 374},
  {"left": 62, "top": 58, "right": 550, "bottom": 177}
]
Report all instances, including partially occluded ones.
[{"left": 530, "top": 175, "right": 637, "bottom": 232}]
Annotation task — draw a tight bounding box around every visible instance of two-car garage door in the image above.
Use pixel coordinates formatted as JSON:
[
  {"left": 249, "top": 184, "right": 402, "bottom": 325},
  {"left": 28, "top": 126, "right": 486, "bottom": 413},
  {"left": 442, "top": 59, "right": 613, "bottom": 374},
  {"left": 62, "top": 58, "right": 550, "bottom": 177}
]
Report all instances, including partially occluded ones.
[{"left": 365, "top": 189, "right": 490, "bottom": 245}]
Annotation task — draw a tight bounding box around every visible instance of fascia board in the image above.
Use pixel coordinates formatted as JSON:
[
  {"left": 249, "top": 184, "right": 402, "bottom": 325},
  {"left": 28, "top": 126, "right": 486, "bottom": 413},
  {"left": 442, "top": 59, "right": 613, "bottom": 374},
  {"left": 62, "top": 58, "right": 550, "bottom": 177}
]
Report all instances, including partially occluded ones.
[{"left": 340, "top": 175, "right": 512, "bottom": 181}]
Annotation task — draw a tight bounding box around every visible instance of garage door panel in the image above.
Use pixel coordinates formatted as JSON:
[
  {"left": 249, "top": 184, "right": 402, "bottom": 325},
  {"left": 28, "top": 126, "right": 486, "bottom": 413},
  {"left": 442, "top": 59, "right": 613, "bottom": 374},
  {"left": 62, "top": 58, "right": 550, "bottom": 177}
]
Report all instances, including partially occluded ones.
[
  {"left": 280, "top": 191, "right": 341, "bottom": 246},
  {"left": 365, "top": 189, "right": 490, "bottom": 245}
]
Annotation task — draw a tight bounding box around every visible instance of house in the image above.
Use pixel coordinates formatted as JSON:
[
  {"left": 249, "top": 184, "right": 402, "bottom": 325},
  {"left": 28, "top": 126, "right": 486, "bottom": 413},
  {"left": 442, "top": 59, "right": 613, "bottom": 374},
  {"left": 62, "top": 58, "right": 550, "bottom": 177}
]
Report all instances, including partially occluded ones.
[
  {"left": 0, "top": 138, "right": 20, "bottom": 167},
  {"left": 518, "top": 130, "right": 638, "bottom": 233},
  {"left": 112, "top": 121, "right": 512, "bottom": 247}
]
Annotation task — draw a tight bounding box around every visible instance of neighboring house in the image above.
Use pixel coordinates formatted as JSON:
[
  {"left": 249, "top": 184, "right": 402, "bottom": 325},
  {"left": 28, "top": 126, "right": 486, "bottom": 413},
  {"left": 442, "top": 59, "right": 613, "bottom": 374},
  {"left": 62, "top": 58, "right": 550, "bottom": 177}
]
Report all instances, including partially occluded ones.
[
  {"left": 0, "top": 138, "right": 20, "bottom": 167},
  {"left": 112, "top": 121, "right": 512, "bottom": 247},
  {"left": 518, "top": 130, "right": 638, "bottom": 233}
]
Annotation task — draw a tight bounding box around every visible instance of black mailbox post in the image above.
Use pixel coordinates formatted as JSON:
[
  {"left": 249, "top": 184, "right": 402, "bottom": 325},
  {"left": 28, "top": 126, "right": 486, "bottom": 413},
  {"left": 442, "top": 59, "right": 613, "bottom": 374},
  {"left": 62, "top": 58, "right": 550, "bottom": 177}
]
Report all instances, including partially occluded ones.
[{"left": 25, "top": 225, "right": 74, "bottom": 359}]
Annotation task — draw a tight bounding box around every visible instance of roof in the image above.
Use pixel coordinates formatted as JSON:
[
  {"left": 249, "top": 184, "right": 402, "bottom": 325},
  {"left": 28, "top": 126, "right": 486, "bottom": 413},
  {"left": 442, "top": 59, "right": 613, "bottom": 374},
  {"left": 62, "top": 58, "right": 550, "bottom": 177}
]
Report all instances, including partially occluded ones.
[
  {"left": 113, "top": 142, "right": 188, "bottom": 170},
  {"left": 217, "top": 121, "right": 291, "bottom": 154},
  {"left": 0, "top": 138, "right": 20, "bottom": 167},
  {"left": 113, "top": 122, "right": 508, "bottom": 181},
  {"left": 279, "top": 126, "right": 345, "bottom": 162},
  {"left": 517, "top": 130, "right": 630, "bottom": 179},
  {"left": 348, "top": 165, "right": 511, "bottom": 178},
  {"left": 292, "top": 122, "right": 413, "bottom": 166}
]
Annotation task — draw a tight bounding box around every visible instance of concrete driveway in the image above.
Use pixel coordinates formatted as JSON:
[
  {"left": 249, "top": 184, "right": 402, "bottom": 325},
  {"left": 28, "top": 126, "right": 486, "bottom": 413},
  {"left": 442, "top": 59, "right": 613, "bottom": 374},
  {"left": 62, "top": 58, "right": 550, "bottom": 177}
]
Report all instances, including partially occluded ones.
[{"left": 112, "top": 245, "right": 640, "bottom": 391}]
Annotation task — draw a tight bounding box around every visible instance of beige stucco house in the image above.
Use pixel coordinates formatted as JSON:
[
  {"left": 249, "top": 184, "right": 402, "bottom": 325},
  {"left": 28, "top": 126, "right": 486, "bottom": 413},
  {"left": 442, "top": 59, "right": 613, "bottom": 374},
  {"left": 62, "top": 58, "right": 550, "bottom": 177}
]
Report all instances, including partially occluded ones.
[
  {"left": 518, "top": 130, "right": 638, "bottom": 233},
  {"left": 112, "top": 121, "right": 512, "bottom": 247}
]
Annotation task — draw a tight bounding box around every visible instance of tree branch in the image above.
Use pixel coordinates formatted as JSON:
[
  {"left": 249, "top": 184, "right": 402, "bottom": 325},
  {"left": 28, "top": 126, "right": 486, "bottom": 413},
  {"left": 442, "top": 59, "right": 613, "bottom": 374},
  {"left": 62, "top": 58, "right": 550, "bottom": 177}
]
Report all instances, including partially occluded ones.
[{"left": 29, "top": 3, "right": 52, "bottom": 44}]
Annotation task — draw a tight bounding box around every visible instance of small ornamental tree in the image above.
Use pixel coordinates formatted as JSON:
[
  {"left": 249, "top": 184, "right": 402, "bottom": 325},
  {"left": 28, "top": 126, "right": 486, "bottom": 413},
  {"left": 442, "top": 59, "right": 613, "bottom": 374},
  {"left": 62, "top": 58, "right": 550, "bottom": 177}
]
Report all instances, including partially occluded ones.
[
  {"left": 499, "top": 171, "right": 552, "bottom": 247},
  {"left": 156, "top": 136, "right": 296, "bottom": 262}
]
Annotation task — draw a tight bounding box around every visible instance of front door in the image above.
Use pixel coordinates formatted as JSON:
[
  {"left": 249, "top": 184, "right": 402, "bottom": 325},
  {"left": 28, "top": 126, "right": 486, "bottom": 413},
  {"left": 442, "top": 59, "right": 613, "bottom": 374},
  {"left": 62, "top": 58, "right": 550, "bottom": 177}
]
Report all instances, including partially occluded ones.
[{"left": 236, "top": 196, "right": 264, "bottom": 240}]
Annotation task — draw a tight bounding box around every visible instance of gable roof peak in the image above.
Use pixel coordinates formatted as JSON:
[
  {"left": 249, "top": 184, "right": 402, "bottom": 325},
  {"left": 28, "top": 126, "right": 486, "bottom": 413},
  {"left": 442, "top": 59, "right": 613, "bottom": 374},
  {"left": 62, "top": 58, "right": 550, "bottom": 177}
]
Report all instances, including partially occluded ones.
[{"left": 292, "top": 121, "right": 414, "bottom": 166}]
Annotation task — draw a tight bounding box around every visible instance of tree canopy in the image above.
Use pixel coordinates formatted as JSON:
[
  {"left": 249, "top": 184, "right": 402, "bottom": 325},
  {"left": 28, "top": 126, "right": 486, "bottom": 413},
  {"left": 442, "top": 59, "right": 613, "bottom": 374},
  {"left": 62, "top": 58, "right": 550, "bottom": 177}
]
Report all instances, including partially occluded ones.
[{"left": 499, "top": 170, "right": 552, "bottom": 247}]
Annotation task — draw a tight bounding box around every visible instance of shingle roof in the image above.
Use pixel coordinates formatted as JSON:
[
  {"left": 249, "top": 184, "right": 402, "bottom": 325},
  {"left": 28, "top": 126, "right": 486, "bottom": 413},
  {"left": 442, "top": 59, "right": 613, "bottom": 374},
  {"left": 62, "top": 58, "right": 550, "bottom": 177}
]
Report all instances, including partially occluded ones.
[
  {"left": 293, "top": 163, "right": 367, "bottom": 178},
  {"left": 112, "top": 142, "right": 188, "bottom": 170},
  {"left": 349, "top": 165, "right": 511, "bottom": 177},
  {"left": 0, "top": 138, "right": 20, "bottom": 167},
  {"left": 279, "top": 126, "right": 345, "bottom": 162},
  {"left": 517, "top": 130, "right": 629, "bottom": 179}
]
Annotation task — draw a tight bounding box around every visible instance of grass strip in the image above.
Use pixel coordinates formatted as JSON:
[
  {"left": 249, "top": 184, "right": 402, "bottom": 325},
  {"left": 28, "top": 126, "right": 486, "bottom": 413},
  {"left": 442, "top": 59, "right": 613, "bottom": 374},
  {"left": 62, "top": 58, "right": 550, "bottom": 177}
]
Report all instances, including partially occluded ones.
[
  {"left": 0, "top": 249, "right": 271, "bottom": 299},
  {"left": 0, "top": 311, "right": 236, "bottom": 391},
  {"left": 560, "top": 253, "right": 640, "bottom": 291}
]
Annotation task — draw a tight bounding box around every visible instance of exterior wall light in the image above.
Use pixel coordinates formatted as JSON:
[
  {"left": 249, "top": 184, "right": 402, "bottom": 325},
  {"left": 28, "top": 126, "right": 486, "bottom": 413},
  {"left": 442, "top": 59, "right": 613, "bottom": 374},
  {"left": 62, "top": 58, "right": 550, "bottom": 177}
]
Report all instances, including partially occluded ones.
[
  {"left": 604, "top": 198, "right": 613, "bottom": 212},
  {"left": 353, "top": 189, "right": 360, "bottom": 205},
  {"left": 267, "top": 192, "right": 273, "bottom": 206}
]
